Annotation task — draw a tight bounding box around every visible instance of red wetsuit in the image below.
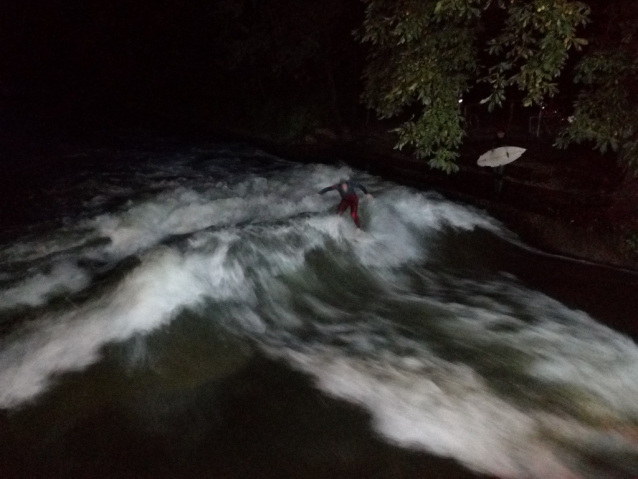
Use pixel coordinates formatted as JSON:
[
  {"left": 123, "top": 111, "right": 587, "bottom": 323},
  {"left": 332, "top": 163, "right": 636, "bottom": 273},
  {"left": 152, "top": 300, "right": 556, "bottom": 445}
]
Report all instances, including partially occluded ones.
[{"left": 337, "top": 193, "right": 360, "bottom": 227}]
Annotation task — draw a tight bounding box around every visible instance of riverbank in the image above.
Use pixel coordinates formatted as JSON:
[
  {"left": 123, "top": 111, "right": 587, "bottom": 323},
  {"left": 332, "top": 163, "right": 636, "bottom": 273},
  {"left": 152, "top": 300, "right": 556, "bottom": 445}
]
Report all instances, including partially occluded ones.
[
  {"left": 2, "top": 120, "right": 637, "bottom": 271},
  {"left": 221, "top": 125, "right": 638, "bottom": 272}
]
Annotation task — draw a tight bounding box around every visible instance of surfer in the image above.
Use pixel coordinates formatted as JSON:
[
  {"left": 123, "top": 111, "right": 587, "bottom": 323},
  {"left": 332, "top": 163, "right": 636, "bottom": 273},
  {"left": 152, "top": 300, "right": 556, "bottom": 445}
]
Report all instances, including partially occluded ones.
[{"left": 318, "top": 178, "right": 372, "bottom": 229}]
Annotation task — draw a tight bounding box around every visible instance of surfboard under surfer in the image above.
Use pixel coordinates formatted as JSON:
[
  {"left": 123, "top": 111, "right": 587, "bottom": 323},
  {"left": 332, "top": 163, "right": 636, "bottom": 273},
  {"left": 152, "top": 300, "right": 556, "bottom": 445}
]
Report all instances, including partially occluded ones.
[{"left": 318, "top": 178, "right": 372, "bottom": 229}]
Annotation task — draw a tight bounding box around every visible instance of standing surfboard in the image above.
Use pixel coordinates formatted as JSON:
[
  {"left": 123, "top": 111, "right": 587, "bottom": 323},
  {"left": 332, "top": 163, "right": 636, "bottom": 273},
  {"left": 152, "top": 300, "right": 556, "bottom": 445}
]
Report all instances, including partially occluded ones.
[{"left": 477, "top": 146, "right": 526, "bottom": 167}]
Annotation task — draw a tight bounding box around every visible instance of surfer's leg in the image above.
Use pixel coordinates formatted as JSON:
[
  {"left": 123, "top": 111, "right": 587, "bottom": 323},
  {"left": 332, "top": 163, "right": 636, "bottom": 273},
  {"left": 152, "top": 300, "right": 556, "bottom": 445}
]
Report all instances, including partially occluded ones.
[
  {"left": 349, "top": 196, "right": 360, "bottom": 228},
  {"left": 337, "top": 198, "right": 348, "bottom": 216}
]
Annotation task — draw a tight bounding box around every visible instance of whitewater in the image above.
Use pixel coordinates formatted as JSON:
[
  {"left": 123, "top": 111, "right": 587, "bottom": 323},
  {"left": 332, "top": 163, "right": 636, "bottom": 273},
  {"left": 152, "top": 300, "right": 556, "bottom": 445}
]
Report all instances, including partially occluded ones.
[{"left": 1, "top": 143, "right": 637, "bottom": 478}]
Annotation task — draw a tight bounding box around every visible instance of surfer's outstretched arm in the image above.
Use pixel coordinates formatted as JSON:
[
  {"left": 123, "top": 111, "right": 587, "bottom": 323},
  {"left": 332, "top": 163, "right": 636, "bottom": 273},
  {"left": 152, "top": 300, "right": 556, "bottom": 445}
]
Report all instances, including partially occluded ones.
[
  {"left": 354, "top": 183, "right": 373, "bottom": 198},
  {"left": 318, "top": 185, "right": 338, "bottom": 195},
  {"left": 354, "top": 183, "right": 368, "bottom": 195}
]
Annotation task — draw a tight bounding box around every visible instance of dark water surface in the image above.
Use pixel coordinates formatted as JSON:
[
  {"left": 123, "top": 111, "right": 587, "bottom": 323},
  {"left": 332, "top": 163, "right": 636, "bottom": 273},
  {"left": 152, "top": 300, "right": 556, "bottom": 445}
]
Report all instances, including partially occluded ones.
[{"left": 1, "top": 142, "right": 637, "bottom": 479}]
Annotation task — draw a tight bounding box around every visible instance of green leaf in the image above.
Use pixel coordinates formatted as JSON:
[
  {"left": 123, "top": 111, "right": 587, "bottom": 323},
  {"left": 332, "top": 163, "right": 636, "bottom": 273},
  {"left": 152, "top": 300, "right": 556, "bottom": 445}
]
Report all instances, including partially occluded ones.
[{"left": 356, "top": 0, "right": 607, "bottom": 172}]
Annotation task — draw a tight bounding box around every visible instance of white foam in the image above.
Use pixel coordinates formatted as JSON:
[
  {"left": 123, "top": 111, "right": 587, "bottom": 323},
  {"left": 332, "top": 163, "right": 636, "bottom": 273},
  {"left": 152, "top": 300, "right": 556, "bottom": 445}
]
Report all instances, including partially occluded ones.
[
  {"left": 0, "top": 215, "right": 349, "bottom": 408},
  {"left": 91, "top": 183, "right": 328, "bottom": 259},
  {"left": 259, "top": 273, "right": 638, "bottom": 478},
  {"left": 385, "top": 189, "right": 499, "bottom": 232},
  {"left": 0, "top": 244, "right": 247, "bottom": 408},
  {"left": 0, "top": 229, "right": 93, "bottom": 264},
  {"left": 0, "top": 261, "right": 90, "bottom": 310},
  {"left": 283, "top": 350, "right": 581, "bottom": 479},
  {"left": 4, "top": 150, "right": 638, "bottom": 478},
  {"left": 429, "top": 280, "right": 638, "bottom": 418}
]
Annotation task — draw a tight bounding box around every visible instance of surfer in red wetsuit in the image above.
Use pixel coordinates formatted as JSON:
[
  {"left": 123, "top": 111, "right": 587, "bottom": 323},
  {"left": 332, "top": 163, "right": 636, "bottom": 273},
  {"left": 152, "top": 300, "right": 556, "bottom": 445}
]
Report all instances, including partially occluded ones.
[{"left": 318, "top": 178, "right": 372, "bottom": 229}]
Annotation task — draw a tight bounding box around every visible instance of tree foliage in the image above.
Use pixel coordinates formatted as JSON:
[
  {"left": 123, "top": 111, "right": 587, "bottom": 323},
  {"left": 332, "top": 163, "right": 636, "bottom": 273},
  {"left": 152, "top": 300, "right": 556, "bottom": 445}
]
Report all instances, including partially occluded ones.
[
  {"left": 213, "top": 0, "right": 357, "bottom": 138},
  {"left": 556, "top": 2, "right": 638, "bottom": 171},
  {"left": 217, "top": 0, "right": 333, "bottom": 78},
  {"left": 358, "top": 0, "right": 590, "bottom": 172}
]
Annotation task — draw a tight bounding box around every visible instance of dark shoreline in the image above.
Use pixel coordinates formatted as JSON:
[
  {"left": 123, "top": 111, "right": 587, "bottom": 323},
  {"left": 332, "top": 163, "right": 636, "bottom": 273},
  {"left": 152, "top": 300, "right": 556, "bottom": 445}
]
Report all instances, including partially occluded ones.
[
  {"left": 3, "top": 122, "right": 637, "bottom": 288},
  {"left": 3, "top": 121, "right": 637, "bottom": 275},
  {"left": 213, "top": 127, "right": 638, "bottom": 273}
]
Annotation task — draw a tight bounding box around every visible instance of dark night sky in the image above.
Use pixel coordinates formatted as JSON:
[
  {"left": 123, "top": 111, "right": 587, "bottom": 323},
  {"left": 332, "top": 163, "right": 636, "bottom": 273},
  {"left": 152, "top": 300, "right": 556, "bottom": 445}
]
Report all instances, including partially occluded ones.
[
  {"left": 1, "top": 1, "right": 231, "bottom": 124},
  {"left": 3, "top": 1, "right": 221, "bottom": 84},
  {"left": 0, "top": 0, "right": 612, "bottom": 138},
  {"left": 0, "top": 0, "right": 364, "bottom": 135}
]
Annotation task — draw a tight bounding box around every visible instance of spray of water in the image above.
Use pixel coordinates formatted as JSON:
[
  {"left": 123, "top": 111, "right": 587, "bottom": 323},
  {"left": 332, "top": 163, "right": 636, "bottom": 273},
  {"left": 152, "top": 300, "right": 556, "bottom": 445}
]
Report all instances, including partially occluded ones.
[{"left": 1, "top": 147, "right": 637, "bottom": 478}]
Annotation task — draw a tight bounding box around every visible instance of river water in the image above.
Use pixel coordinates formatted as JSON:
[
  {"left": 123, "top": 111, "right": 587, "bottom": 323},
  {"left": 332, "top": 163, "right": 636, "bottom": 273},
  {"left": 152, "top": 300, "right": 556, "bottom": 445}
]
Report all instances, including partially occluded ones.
[{"left": 1, "top": 142, "right": 638, "bottom": 479}]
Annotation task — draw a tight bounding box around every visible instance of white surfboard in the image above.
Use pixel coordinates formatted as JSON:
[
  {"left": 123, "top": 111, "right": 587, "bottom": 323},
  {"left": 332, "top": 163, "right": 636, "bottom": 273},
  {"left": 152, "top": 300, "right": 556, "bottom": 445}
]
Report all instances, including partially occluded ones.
[{"left": 477, "top": 146, "right": 526, "bottom": 167}]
